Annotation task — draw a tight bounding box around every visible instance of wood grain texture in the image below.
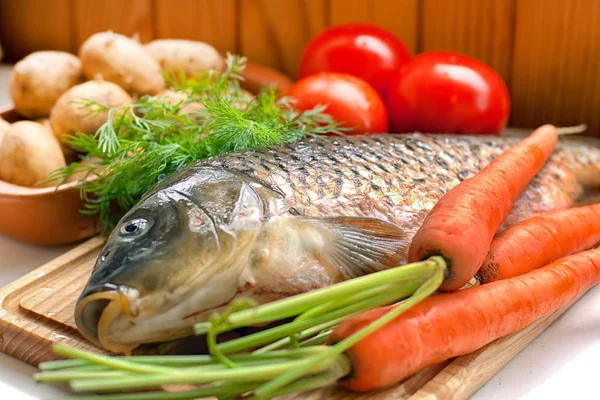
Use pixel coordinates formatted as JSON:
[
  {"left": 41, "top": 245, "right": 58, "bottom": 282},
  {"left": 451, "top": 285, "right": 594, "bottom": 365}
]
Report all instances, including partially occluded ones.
[
  {"left": 153, "top": 0, "right": 237, "bottom": 53},
  {"left": 329, "top": 0, "right": 419, "bottom": 53},
  {"left": 239, "top": 0, "right": 327, "bottom": 77},
  {"left": 72, "top": 0, "right": 154, "bottom": 49},
  {"left": 0, "top": 0, "right": 73, "bottom": 62},
  {"left": 510, "top": 0, "right": 600, "bottom": 135},
  {"left": 419, "top": 0, "right": 516, "bottom": 82}
]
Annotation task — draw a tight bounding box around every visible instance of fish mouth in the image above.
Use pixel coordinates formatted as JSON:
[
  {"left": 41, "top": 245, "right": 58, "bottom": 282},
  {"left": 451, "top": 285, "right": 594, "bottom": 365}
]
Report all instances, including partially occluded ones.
[
  {"left": 75, "top": 286, "right": 141, "bottom": 354},
  {"left": 75, "top": 288, "right": 250, "bottom": 354},
  {"left": 74, "top": 231, "right": 263, "bottom": 353},
  {"left": 74, "top": 265, "right": 253, "bottom": 353}
]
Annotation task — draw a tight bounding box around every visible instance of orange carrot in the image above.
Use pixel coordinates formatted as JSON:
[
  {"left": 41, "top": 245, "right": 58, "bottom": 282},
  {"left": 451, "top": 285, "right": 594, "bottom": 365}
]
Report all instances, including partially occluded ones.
[
  {"left": 329, "top": 248, "right": 600, "bottom": 392},
  {"left": 408, "top": 124, "right": 558, "bottom": 291},
  {"left": 477, "top": 203, "right": 600, "bottom": 283}
]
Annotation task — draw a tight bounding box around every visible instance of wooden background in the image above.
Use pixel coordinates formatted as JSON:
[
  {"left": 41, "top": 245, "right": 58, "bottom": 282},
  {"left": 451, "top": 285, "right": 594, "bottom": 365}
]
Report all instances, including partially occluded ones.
[{"left": 0, "top": 0, "right": 599, "bottom": 134}]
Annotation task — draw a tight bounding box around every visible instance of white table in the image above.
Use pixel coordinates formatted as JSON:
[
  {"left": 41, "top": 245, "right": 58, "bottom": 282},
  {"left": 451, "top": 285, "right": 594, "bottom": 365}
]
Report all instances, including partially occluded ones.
[
  {"left": 1, "top": 63, "right": 600, "bottom": 399},
  {"left": 0, "top": 234, "right": 76, "bottom": 399}
]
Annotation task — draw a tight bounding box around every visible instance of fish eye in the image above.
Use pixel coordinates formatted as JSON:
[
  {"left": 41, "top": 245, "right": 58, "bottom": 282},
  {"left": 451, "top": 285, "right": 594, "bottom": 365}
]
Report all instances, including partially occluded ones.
[{"left": 119, "top": 217, "right": 153, "bottom": 237}]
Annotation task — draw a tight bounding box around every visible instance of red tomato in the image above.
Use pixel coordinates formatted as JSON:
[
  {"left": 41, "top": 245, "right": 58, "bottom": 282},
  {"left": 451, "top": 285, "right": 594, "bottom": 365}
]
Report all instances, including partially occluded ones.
[
  {"left": 386, "top": 51, "right": 510, "bottom": 135},
  {"left": 288, "top": 72, "right": 388, "bottom": 135},
  {"left": 298, "top": 24, "right": 412, "bottom": 97}
]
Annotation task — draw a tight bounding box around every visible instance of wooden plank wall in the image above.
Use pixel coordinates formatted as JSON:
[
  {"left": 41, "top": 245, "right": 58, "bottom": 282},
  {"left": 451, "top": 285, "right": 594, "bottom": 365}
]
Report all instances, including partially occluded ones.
[{"left": 0, "top": 0, "right": 598, "bottom": 134}]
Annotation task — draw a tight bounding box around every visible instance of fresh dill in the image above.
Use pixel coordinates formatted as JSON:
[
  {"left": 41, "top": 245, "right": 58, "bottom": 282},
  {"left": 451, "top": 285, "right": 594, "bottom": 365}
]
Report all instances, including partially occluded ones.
[{"left": 47, "top": 54, "right": 343, "bottom": 232}]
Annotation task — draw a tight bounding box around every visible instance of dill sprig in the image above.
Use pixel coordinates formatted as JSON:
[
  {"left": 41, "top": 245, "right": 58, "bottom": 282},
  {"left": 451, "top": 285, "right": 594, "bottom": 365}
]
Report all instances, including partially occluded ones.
[{"left": 47, "top": 54, "right": 343, "bottom": 232}]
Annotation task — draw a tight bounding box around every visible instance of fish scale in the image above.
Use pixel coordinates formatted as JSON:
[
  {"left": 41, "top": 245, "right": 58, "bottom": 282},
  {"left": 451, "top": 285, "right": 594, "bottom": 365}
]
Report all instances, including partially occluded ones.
[{"left": 210, "top": 133, "right": 600, "bottom": 256}]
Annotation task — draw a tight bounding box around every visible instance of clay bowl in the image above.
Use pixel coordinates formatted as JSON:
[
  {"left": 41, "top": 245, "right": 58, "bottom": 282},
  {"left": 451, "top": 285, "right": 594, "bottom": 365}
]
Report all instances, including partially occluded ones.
[{"left": 0, "top": 63, "right": 294, "bottom": 246}]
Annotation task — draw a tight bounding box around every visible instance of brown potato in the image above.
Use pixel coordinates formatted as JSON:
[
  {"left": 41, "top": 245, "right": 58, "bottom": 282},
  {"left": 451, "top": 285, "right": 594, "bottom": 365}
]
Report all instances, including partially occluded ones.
[
  {"left": 144, "top": 39, "right": 225, "bottom": 78},
  {"left": 79, "top": 31, "right": 165, "bottom": 95},
  {"left": 156, "top": 89, "right": 190, "bottom": 105},
  {"left": 0, "top": 121, "right": 66, "bottom": 187},
  {"left": 0, "top": 117, "right": 9, "bottom": 131},
  {"left": 9, "top": 51, "right": 84, "bottom": 119},
  {"left": 35, "top": 118, "right": 80, "bottom": 162},
  {"left": 50, "top": 80, "right": 132, "bottom": 150},
  {"left": 154, "top": 89, "right": 202, "bottom": 116},
  {"left": 66, "top": 157, "right": 104, "bottom": 183},
  {"left": 177, "top": 101, "right": 204, "bottom": 116},
  {"left": 34, "top": 118, "right": 53, "bottom": 133}
]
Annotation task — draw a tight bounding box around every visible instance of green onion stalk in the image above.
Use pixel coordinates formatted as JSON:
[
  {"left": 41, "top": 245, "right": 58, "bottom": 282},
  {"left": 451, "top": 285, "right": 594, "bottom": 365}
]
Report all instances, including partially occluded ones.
[{"left": 35, "top": 257, "right": 447, "bottom": 399}]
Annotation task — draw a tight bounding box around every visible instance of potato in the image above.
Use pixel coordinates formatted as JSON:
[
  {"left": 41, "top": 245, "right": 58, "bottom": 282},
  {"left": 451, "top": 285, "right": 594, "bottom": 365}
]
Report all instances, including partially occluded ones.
[
  {"left": 66, "top": 157, "right": 104, "bottom": 183},
  {"left": 79, "top": 31, "right": 166, "bottom": 95},
  {"left": 35, "top": 118, "right": 80, "bottom": 162},
  {"left": 0, "top": 117, "right": 10, "bottom": 129},
  {"left": 0, "top": 121, "right": 66, "bottom": 187},
  {"left": 144, "top": 39, "right": 225, "bottom": 78},
  {"left": 50, "top": 80, "right": 132, "bottom": 150},
  {"left": 156, "top": 89, "right": 190, "bottom": 105},
  {"left": 9, "top": 51, "right": 84, "bottom": 119},
  {"left": 154, "top": 89, "right": 202, "bottom": 116},
  {"left": 177, "top": 101, "right": 204, "bottom": 116},
  {"left": 34, "top": 118, "right": 53, "bottom": 133}
]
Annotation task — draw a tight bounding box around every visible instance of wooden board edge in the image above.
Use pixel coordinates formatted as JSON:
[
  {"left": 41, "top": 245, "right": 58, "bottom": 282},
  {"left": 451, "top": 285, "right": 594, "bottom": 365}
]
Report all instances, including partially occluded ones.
[{"left": 0, "top": 311, "right": 92, "bottom": 365}]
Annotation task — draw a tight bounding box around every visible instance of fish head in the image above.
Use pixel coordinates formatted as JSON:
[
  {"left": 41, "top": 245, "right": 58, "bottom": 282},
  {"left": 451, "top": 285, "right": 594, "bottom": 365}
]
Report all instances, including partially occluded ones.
[{"left": 75, "top": 166, "right": 272, "bottom": 353}]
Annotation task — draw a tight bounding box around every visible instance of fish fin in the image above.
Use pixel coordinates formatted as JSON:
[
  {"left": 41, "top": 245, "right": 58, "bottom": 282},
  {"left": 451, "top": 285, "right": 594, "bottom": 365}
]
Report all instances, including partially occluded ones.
[{"left": 299, "top": 216, "right": 408, "bottom": 279}]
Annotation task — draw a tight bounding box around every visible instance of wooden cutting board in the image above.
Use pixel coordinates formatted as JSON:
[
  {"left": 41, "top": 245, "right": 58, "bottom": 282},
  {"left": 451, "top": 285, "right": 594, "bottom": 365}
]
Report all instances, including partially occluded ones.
[{"left": 0, "top": 237, "right": 581, "bottom": 399}]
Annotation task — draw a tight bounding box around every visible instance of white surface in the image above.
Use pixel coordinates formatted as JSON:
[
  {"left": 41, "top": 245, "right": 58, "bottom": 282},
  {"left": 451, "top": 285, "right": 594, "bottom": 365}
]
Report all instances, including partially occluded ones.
[
  {"left": 1, "top": 62, "right": 600, "bottom": 399},
  {"left": 0, "top": 234, "right": 76, "bottom": 399}
]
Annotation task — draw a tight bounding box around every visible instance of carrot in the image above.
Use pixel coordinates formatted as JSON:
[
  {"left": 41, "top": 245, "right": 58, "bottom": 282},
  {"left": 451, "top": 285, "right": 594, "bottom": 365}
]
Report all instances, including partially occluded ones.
[
  {"left": 477, "top": 203, "right": 600, "bottom": 283},
  {"left": 408, "top": 124, "right": 559, "bottom": 291},
  {"left": 329, "top": 248, "right": 600, "bottom": 392}
]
